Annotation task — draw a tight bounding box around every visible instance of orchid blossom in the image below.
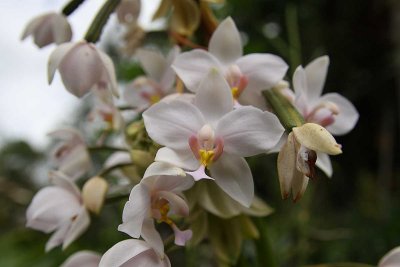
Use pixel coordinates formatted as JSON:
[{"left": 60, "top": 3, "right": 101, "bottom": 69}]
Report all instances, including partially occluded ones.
[
  {"left": 379, "top": 246, "right": 400, "bottom": 267},
  {"left": 48, "top": 128, "right": 92, "bottom": 180},
  {"left": 285, "top": 56, "right": 359, "bottom": 176},
  {"left": 26, "top": 171, "right": 90, "bottom": 251},
  {"left": 60, "top": 251, "right": 101, "bottom": 267},
  {"left": 21, "top": 12, "right": 72, "bottom": 48},
  {"left": 143, "top": 69, "right": 284, "bottom": 207},
  {"left": 123, "top": 46, "right": 181, "bottom": 110},
  {"left": 118, "top": 162, "right": 194, "bottom": 257},
  {"left": 48, "top": 41, "right": 119, "bottom": 98},
  {"left": 172, "top": 17, "right": 288, "bottom": 108},
  {"left": 100, "top": 239, "right": 171, "bottom": 267}
]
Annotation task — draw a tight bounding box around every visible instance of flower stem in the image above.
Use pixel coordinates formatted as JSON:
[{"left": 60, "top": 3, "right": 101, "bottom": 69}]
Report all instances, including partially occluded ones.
[
  {"left": 88, "top": 146, "right": 129, "bottom": 153},
  {"left": 61, "top": 0, "right": 86, "bottom": 16},
  {"left": 97, "top": 163, "right": 133, "bottom": 177},
  {"left": 263, "top": 87, "right": 305, "bottom": 132},
  {"left": 84, "top": 0, "right": 122, "bottom": 43}
]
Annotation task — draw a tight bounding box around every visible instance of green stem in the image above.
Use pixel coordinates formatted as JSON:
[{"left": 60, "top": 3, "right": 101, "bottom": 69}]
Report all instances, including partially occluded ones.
[
  {"left": 97, "top": 163, "right": 133, "bottom": 177},
  {"left": 88, "top": 146, "right": 129, "bottom": 153},
  {"left": 285, "top": 3, "right": 302, "bottom": 74},
  {"left": 62, "top": 0, "right": 85, "bottom": 16},
  {"left": 263, "top": 88, "right": 305, "bottom": 132},
  {"left": 105, "top": 193, "right": 129, "bottom": 204},
  {"left": 84, "top": 0, "right": 122, "bottom": 43}
]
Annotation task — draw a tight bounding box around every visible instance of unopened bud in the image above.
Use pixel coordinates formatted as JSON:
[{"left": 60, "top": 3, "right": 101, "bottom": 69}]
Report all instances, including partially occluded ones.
[
  {"left": 82, "top": 176, "right": 108, "bottom": 214},
  {"left": 292, "top": 123, "right": 342, "bottom": 155}
]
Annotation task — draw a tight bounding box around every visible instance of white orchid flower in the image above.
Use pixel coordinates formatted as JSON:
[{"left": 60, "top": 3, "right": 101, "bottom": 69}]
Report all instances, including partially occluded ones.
[
  {"left": 26, "top": 171, "right": 90, "bottom": 251},
  {"left": 277, "top": 123, "right": 342, "bottom": 201},
  {"left": 118, "top": 162, "right": 194, "bottom": 257},
  {"left": 143, "top": 69, "right": 284, "bottom": 207},
  {"left": 21, "top": 12, "right": 72, "bottom": 48},
  {"left": 48, "top": 41, "right": 119, "bottom": 98},
  {"left": 99, "top": 239, "right": 171, "bottom": 267},
  {"left": 124, "top": 46, "right": 181, "bottom": 110},
  {"left": 379, "top": 246, "right": 400, "bottom": 267},
  {"left": 172, "top": 17, "right": 288, "bottom": 108},
  {"left": 48, "top": 128, "right": 92, "bottom": 180},
  {"left": 60, "top": 251, "right": 101, "bottom": 267},
  {"left": 287, "top": 56, "right": 359, "bottom": 177}
]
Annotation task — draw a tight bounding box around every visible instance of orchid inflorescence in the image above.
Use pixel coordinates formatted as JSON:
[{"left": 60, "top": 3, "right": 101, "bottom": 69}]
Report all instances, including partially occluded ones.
[{"left": 22, "top": 0, "right": 361, "bottom": 266}]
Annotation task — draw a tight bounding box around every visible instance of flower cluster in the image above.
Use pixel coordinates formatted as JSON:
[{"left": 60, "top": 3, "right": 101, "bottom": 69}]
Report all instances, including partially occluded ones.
[{"left": 22, "top": 1, "right": 358, "bottom": 266}]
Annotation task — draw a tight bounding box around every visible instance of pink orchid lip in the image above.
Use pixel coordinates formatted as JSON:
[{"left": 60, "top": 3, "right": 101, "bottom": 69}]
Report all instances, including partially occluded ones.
[{"left": 188, "top": 135, "right": 224, "bottom": 165}]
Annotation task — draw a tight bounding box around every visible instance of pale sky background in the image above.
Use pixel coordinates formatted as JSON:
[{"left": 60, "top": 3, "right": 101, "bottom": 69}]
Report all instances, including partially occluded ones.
[{"left": 0, "top": 0, "right": 160, "bottom": 149}]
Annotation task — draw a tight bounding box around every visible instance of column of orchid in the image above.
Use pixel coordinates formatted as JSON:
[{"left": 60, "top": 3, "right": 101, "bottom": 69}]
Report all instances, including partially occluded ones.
[{"left": 22, "top": 0, "right": 359, "bottom": 266}]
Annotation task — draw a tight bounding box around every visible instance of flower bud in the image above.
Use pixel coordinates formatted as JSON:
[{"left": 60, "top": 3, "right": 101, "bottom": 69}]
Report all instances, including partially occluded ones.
[{"left": 82, "top": 176, "right": 108, "bottom": 214}]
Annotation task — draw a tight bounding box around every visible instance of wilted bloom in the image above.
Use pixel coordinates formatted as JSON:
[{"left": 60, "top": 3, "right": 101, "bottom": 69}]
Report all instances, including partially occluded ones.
[
  {"left": 48, "top": 41, "right": 119, "bottom": 98},
  {"left": 116, "top": 0, "right": 141, "bottom": 24},
  {"left": 277, "top": 123, "right": 342, "bottom": 201},
  {"left": 26, "top": 171, "right": 90, "bottom": 251},
  {"left": 48, "top": 128, "right": 92, "bottom": 180},
  {"left": 379, "top": 246, "right": 400, "bottom": 267},
  {"left": 21, "top": 12, "right": 72, "bottom": 48},
  {"left": 100, "top": 239, "right": 171, "bottom": 267},
  {"left": 60, "top": 251, "right": 101, "bottom": 267},
  {"left": 143, "top": 69, "right": 284, "bottom": 207},
  {"left": 173, "top": 17, "right": 288, "bottom": 108},
  {"left": 118, "top": 162, "right": 194, "bottom": 257},
  {"left": 123, "top": 46, "right": 180, "bottom": 110}
]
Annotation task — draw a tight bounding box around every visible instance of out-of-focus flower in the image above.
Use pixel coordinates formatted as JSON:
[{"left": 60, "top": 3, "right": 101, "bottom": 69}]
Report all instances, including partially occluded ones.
[
  {"left": 118, "top": 162, "right": 194, "bottom": 257},
  {"left": 277, "top": 123, "right": 342, "bottom": 201},
  {"left": 21, "top": 12, "right": 72, "bottom": 48},
  {"left": 116, "top": 0, "right": 141, "bottom": 24},
  {"left": 379, "top": 246, "right": 400, "bottom": 267},
  {"left": 99, "top": 239, "right": 171, "bottom": 267},
  {"left": 60, "top": 251, "right": 101, "bottom": 267},
  {"left": 48, "top": 128, "right": 92, "bottom": 180},
  {"left": 26, "top": 171, "right": 90, "bottom": 251},
  {"left": 82, "top": 176, "right": 108, "bottom": 214},
  {"left": 48, "top": 41, "right": 119, "bottom": 98},
  {"left": 143, "top": 69, "right": 284, "bottom": 207},
  {"left": 152, "top": 0, "right": 201, "bottom": 36},
  {"left": 173, "top": 17, "right": 288, "bottom": 108},
  {"left": 124, "top": 46, "right": 180, "bottom": 110}
]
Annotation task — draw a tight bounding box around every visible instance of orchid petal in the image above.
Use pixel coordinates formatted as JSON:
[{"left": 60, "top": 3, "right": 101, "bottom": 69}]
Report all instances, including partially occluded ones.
[
  {"left": 143, "top": 162, "right": 186, "bottom": 180},
  {"left": 209, "top": 17, "right": 242, "bottom": 64},
  {"left": 48, "top": 171, "right": 81, "bottom": 199},
  {"left": 216, "top": 106, "right": 284, "bottom": 157},
  {"left": 45, "top": 222, "right": 70, "bottom": 251},
  {"left": 21, "top": 14, "right": 46, "bottom": 40},
  {"left": 47, "top": 42, "right": 75, "bottom": 84},
  {"left": 320, "top": 93, "right": 359, "bottom": 135},
  {"left": 172, "top": 49, "right": 221, "bottom": 92},
  {"left": 291, "top": 172, "right": 309, "bottom": 202},
  {"left": 304, "top": 56, "right": 329, "bottom": 102},
  {"left": 157, "top": 191, "right": 190, "bottom": 217},
  {"left": 60, "top": 251, "right": 101, "bottom": 267},
  {"left": 236, "top": 53, "right": 288, "bottom": 92},
  {"left": 136, "top": 49, "right": 167, "bottom": 81},
  {"left": 195, "top": 68, "right": 233, "bottom": 125},
  {"left": 379, "top": 246, "right": 400, "bottom": 267},
  {"left": 186, "top": 165, "right": 213, "bottom": 181},
  {"left": 316, "top": 152, "right": 333, "bottom": 178},
  {"left": 237, "top": 88, "right": 267, "bottom": 109},
  {"left": 62, "top": 207, "right": 90, "bottom": 249},
  {"left": 98, "top": 49, "right": 119, "bottom": 97},
  {"left": 143, "top": 171, "right": 193, "bottom": 192},
  {"left": 293, "top": 65, "right": 308, "bottom": 100},
  {"left": 57, "top": 145, "right": 92, "bottom": 180},
  {"left": 58, "top": 43, "right": 104, "bottom": 97},
  {"left": 277, "top": 133, "right": 296, "bottom": 199},
  {"left": 209, "top": 153, "right": 254, "bottom": 207},
  {"left": 143, "top": 100, "right": 205, "bottom": 150},
  {"left": 51, "top": 14, "right": 72, "bottom": 45},
  {"left": 118, "top": 184, "right": 150, "bottom": 238},
  {"left": 155, "top": 147, "right": 199, "bottom": 171},
  {"left": 99, "top": 239, "right": 163, "bottom": 267},
  {"left": 141, "top": 218, "right": 164, "bottom": 257},
  {"left": 172, "top": 225, "right": 192, "bottom": 246}
]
